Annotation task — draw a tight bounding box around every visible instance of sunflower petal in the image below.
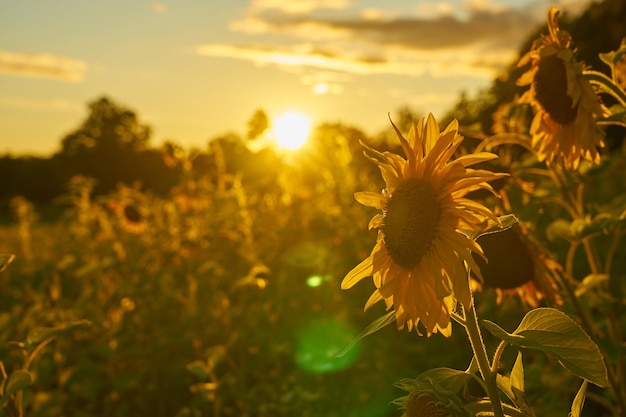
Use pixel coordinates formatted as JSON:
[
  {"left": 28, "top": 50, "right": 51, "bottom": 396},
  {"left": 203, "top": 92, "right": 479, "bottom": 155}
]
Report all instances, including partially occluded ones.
[
  {"left": 368, "top": 214, "right": 383, "bottom": 230},
  {"left": 341, "top": 256, "right": 373, "bottom": 289},
  {"left": 364, "top": 289, "right": 384, "bottom": 311},
  {"left": 354, "top": 192, "right": 385, "bottom": 209},
  {"left": 455, "top": 152, "right": 499, "bottom": 167}
]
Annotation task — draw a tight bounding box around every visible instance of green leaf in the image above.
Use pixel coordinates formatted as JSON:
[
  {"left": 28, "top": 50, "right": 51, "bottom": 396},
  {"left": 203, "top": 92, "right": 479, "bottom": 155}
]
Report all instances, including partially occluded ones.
[
  {"left": 337, "top": 310, "right": 395, "bottom": 357},
  {"left": 0, "top": 254, "right": 15, "bottom": 273},
  {"left": 547, "top": 215, "right": 626, "bottom": 242},
  {"left": 0, "top": 370, "right": 33, "bottom": 409},
  {"left": 569, "top": 380, "right": 588, "bottom": 417},
  {"left": 483, "top": 308, "right": 609, "bottom": 387},
  {"left": 495, "top": 374, "right": 515, "bottom": 404},
  {"left": 463, "top": 214, "right": 519, "bottom": 240},
  {"left": 599, "top": 38, "right": 626, "bottom": 77},
  {"left": 511, "top": 352, "right": 536, "bottom": 417},
  {"left": 415, "top": 368, "right": 472, "bottom": 393},
  {"left": 575, "top": 274, "right": 609, "bottom": 297},
  {"left": 26, "top": 319, "right": 91, "bottom": 346},
  {"left": 510, "top": 351, "right": 524, "bottom": 395}
]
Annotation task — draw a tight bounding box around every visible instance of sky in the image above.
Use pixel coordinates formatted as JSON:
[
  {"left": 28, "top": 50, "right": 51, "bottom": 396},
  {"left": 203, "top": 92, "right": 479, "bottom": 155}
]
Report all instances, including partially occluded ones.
[{"left": 0, "top": 0, "right": 595, "bottom": 155}]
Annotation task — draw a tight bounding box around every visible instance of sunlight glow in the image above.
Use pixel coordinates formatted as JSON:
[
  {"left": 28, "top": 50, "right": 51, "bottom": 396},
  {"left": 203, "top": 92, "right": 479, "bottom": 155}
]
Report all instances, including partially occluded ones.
[{"left": 272, "top": 111, "right": 311, "bottom": 150}]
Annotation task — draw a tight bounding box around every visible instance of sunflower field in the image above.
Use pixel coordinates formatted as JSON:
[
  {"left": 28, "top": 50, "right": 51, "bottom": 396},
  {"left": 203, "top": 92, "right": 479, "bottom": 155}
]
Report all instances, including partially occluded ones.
[{"left": 1, "top": 3, "right": 626, "bottom": 417}]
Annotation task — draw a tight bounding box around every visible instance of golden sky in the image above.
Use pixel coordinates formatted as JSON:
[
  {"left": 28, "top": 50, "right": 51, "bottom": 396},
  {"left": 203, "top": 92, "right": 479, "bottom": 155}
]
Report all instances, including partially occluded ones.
[{"left": 0, "top": 0, "right": 593, "bottom": 155}]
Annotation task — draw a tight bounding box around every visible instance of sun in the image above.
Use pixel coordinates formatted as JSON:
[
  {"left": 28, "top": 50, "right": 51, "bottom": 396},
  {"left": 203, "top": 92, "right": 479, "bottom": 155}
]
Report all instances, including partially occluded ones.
[{"left": 272, "top": 111, "right": 311, "bottom": 150}]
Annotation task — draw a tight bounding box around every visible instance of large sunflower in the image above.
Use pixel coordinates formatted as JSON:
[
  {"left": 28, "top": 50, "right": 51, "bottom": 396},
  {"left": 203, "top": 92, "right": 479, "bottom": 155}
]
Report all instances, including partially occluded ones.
[
  {"left": 342, "top": 114, "right": 506, "bottom": 336},
  {"left": 517, "top": 7, "right": 604, "bottom": 170}
]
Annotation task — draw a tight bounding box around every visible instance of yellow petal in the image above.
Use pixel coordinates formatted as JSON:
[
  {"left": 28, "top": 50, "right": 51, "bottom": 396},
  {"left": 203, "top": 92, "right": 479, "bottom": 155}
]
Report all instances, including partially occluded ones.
[
  {"left": 341, "top": 256, "right": 373, "bottom": 289},
  {"left": 364, "top": 289, "right": 384, "bottom": 311},
  {"left": 455, "top": 152, "right": 499, "bottom": 167},
  {"left": 354, "top": 191, "right": 385, "bottom": 209},
  {"left": 368, "top": 214, "right": 383, "bottom": 230},
  {"left": 423, "top": 113, "right": 441, "bottom": 153}
]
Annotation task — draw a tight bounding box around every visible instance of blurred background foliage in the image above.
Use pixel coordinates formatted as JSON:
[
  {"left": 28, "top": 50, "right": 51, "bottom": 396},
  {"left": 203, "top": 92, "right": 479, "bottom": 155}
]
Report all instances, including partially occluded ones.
[{"left": 1, "top": 0, "right": 625, "bottom": 416}]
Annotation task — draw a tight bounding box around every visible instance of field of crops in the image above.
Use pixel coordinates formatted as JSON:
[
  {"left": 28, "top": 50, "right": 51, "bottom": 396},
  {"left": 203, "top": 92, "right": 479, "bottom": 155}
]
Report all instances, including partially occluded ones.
[{"left": 2, "top": 4, "right": 626, "bottom": 416}]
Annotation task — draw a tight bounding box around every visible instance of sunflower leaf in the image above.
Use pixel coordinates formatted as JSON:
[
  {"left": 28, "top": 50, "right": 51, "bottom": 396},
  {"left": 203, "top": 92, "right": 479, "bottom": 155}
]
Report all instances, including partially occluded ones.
[
  {"left": 570, "top": 380, "right": 588, "bottom": 417},
  {"left": 336, "top": 310, "right": 395, "bottom": 358},
  {"left": 575, "top": 274, "right": 609, "bottom": 297},
  {"left": 414, "top": 368, "right": 472, "bottom": 393},
  {"left": 0, "top": 370, "right": 33, "bottom": 409},
  {"left": 547, "top": 214, "right": 626, "bottom": 242},
  {"left": 26, "top": 319, "right": 91, "bottom": 347},
  {"left": 463, "top": 214, "right": 518, "bottom": 240},
  {"left": 483, "top": 308, "right": 608, "bottom": 387}
]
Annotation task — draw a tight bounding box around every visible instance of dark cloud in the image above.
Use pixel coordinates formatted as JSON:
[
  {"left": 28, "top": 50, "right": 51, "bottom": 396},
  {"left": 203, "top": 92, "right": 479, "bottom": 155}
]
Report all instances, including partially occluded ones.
[{"left": 238, "top": 8, "right": 539, "bottom": 50}]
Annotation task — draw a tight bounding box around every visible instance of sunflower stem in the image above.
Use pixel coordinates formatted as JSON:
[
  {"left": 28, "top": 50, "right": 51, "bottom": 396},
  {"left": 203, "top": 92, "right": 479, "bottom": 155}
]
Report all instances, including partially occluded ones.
[{"left": 462, "top": 299, "right": 505, "bottom": 417}]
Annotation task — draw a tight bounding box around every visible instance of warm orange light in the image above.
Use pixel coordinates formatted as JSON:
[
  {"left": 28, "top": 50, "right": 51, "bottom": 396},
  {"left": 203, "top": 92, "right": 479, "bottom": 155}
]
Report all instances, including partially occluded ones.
[{"left": 272, "top": 111, "right": 311, "bottom": 150}]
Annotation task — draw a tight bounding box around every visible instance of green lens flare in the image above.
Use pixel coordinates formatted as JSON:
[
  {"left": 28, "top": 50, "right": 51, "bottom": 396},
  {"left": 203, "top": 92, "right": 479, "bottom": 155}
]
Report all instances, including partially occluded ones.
[{"left": 295, "top": 317, "right": 361, "bottom": 373}]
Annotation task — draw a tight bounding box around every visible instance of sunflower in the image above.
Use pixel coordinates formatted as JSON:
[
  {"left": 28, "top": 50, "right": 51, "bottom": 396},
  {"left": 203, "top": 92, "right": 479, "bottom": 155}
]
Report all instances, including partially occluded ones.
[
  {"left": 342, "top": 114, "right": 506, "bottom": 336},
  {"left": 116, "top": 200, "right": 147, "bottom": 234},
  {"left": 394, "top": 376, "right": 468, "bottom": 417},
  {"left": 109, "top": 189, "right": 149, "bottom": 235},
  {"left": 471, "top": 223, "right": 562, "bottom": 307},
  {"left": 517, "top": 7, "right": 604, "bottom": 170}
]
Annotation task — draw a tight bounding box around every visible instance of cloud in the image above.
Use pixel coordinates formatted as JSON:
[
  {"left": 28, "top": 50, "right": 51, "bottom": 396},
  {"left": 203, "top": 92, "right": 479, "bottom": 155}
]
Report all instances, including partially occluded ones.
[
  {"left": 204, "top": 1, "right": 598, "bottom": 84},
  {"left": 234, "top": 9, "right": 536, "bottom": 51},
  {"left": 0, "top": 50, "right": 87, "bottom": 82},
  {"left": 197, "top": 39, "right": 512, "bottom": 80},
  {"left": 197, "top": 43, "right": 429, "bottom": 76},
  {"left": 249, "top": 0, "right": 350, "bottom": 14},
  {"left": 0, "top": 95, "right": 82, "bottom": 112}
]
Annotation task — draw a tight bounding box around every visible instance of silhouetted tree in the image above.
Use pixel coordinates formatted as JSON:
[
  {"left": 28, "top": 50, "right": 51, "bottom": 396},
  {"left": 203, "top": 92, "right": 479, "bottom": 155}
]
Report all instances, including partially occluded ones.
[
  {"left": 55, "top": 96, "right": 171, "bottom": 194},
  {"left": 247, "top": 109, "right": 269, "bottom": 140},
  {"left": 59, "top": 96, "right": 150, "bottom": 157}
]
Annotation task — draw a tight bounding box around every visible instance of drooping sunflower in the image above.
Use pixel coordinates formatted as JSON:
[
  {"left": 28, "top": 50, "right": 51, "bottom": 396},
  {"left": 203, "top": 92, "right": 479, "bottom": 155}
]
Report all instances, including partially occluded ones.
[
  {"left": 342, "top": 114, "right": 507, "bottom": 336},
  {"left": 471, "top": 223, "right": 562, "bottom": 308},
  {"left": 517, "top": 7, "right": 604, "bottom": 170}
]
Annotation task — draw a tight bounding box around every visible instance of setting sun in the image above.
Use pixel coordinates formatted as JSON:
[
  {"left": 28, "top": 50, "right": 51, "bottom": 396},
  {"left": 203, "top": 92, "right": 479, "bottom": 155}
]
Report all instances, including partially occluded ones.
[{"left": 272, "top": 111, "right": 311, "bottom": 150}]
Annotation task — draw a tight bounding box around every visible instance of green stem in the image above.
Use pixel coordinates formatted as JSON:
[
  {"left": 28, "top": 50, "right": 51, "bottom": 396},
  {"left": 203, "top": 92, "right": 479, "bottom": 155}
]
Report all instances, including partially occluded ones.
[
  {"left": 491, "top": 341, "right": 508, "bottom": 374},
  {"left": 462, "top": 299, "right": 505, "bottom": 417}
]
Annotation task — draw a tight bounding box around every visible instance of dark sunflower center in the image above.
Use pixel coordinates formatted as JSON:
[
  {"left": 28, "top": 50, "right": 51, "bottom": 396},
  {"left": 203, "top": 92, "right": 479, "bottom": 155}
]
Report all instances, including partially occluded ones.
[
  {"left": 123, "top": 204, "right": 143, "bottom": 223},
  {"left": 472, "top": 226, "right": 534, "bottom": 289},
  {"left": 382, "top": 178, "right": 441, "bottom": 270},
  {"left": 534, "top": 54, "right": 578, "bottom": 125}
]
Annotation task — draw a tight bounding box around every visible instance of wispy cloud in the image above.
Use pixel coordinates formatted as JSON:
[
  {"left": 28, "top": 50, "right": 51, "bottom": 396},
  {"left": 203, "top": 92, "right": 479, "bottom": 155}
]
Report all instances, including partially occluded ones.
[
  {"left": 200, "top": 0, "right": 594, "bottom": 85},
  {"left": 0, "top": 95, "right": 82, "bottom": 112},
  {"left": 232, "top": 8, "right": 536, "bottom": 50},
  {"left": 197, "top": 40, "right": 508, "bottom": 79},
  {"left": 0, "top": 50, "right": 87, "bottom": 82},
  {"left": 197, "top": 43, "right": 429, "bottom": 76},
  {"left": 249, "top": 0, "right": 350, "bottom": 14}
]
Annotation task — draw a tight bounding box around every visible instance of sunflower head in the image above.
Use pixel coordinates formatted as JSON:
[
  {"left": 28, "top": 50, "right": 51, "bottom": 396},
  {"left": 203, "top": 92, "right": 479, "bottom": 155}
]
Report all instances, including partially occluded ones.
[
  {"left": 109, "top": 186, "right": 149, "bottom": 235},
  {"left": 394, "top": 377, "right": 470, "bottom": 417},
  {"left": 342, "top": 114, "right": 507, "bottom": 336},
  {"left": 471, "top": 224, "right": 562, "bottom": 307},
  {"left": 117, "top": 200, "right": 147, "bottom": 234},
  {"left": 517, "top": 7, "right": 604, "bottom": 169}
]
